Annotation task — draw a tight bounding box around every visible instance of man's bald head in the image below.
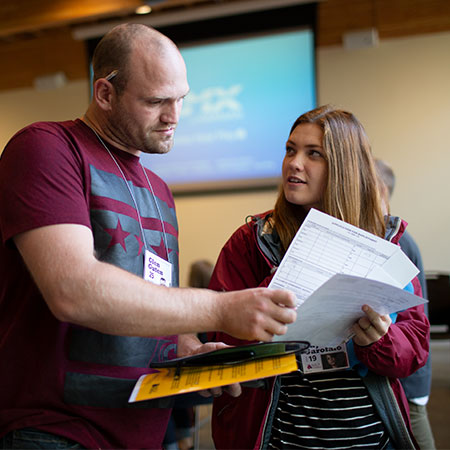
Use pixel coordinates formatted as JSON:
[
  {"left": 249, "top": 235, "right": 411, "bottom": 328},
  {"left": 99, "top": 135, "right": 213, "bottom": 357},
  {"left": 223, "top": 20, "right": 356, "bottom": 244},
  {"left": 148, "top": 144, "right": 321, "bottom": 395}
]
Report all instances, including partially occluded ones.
[{"left": 92, "top": 23, "right": 178, "bottom": 95}]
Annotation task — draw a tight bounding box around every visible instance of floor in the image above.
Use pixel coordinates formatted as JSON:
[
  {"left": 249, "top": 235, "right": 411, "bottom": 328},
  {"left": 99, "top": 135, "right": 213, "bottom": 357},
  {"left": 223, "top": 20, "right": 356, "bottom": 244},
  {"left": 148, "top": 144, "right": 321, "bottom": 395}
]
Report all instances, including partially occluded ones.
[
  {"left": 193, "top": 338, "right": 450, "bottom": 450},
  {"left": 427, "top": 338, "right": 450, "bottom": 449}
]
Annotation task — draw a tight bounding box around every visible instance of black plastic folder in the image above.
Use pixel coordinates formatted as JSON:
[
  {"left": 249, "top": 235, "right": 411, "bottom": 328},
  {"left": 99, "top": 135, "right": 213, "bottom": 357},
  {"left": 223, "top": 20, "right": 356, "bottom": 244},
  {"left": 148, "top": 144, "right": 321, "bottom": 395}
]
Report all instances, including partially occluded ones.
[{"left": 149, "top": 341, "right": 310, "bottom": 369}]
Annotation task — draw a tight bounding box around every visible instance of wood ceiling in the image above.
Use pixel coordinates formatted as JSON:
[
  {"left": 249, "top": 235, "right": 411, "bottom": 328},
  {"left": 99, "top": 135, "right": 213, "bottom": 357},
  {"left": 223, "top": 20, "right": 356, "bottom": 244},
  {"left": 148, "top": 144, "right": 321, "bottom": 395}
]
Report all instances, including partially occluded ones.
[{"left": 1, "top": 0, "right": 450, "bottom": 92}]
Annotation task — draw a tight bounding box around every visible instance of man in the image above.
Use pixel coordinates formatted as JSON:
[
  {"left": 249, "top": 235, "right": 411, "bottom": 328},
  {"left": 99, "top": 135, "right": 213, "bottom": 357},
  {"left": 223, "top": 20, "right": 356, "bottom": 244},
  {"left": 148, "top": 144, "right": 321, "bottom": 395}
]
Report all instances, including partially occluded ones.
[
  {"left": 0, "top": 24, "right": 296, "bottom": 449},
  {"left": 375, "top": 159, "right": 436, "bottom": 450}
]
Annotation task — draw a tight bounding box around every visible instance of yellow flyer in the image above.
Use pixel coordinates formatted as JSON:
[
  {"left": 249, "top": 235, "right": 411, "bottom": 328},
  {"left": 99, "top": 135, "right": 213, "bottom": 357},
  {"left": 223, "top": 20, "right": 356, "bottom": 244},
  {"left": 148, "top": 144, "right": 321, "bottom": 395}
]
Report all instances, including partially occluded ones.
[{"left": 129, "top": 353, "right": 298, "bottom": 402}]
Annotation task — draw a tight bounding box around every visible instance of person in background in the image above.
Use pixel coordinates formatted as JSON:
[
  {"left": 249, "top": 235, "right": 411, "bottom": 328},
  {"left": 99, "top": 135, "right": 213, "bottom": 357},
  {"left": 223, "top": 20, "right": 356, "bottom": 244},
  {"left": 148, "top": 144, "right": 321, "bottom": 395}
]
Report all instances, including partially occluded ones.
[
  {"left": 375, "top": 158, "right": 436, "bottom": 450},
  {"left": 208, "top": 105, "right": 429, "bottom": 449},
  {"left": 188, "top": 259, "right": 215, "bottom": 289},
  {"left": 0, "top": 24, "right": 297, "bottom": 449}
]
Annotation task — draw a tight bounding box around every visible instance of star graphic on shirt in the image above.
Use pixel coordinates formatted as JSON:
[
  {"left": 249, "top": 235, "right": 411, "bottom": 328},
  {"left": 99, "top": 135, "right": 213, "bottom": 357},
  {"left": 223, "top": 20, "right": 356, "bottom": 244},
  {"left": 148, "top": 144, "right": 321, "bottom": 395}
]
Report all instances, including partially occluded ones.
[
  {"left": 104, "top": 218, "right": 130, "bottom": 252},
  {"left": 134, "top": 234, "right": 145, "bottom": 255},
  {"left": 151, "top": 237, "right": 167, "bottom": 258}
]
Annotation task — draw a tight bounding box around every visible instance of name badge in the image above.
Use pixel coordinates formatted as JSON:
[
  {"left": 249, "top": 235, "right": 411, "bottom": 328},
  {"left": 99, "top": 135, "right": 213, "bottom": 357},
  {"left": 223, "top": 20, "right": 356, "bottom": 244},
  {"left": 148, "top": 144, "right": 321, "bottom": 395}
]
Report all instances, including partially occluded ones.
[
  {"left": 300, "top": 344, "right": 350, "bottom": 374},
  {"left": 144, "top": 249, "right": 172, "bottom": 287}
]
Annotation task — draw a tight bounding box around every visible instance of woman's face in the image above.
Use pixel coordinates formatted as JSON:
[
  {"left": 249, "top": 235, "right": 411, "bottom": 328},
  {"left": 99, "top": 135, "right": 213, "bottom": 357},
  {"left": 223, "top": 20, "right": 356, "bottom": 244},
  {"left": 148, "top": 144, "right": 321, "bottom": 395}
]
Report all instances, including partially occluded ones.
[{"left": 282, "top": 123, "right": 328, "bottom": 210}]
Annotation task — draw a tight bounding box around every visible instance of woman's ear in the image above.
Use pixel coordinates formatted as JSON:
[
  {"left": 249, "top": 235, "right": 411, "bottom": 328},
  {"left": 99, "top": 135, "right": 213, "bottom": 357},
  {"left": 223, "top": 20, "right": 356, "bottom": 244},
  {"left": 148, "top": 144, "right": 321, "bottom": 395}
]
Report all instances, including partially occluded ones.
[{"left": 93, "top": 79, "right": 115, "bottom": 111}]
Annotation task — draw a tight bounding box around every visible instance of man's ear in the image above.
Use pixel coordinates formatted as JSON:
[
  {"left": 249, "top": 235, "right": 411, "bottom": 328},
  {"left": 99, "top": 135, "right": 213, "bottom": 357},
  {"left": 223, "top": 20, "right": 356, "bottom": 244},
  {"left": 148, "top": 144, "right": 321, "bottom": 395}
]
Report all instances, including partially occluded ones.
[{"left": 93, "top": 79, "right": 115, "bottom": 111}]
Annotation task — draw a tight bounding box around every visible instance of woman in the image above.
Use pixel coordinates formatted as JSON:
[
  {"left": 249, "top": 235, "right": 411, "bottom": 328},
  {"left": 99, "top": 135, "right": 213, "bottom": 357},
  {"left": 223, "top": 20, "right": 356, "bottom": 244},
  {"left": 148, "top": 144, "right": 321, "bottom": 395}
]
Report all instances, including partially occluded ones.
[{"left": 208, "top": 106, "right": 429, "bottom": 449}]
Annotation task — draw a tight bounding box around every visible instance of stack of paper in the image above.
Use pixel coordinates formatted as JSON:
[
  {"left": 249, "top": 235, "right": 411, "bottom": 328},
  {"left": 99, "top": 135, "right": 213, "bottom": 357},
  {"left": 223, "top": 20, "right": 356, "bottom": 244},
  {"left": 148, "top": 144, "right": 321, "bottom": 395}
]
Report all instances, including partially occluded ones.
[{"left": 270, "top": 209, "right": 426, "bottom": 346}]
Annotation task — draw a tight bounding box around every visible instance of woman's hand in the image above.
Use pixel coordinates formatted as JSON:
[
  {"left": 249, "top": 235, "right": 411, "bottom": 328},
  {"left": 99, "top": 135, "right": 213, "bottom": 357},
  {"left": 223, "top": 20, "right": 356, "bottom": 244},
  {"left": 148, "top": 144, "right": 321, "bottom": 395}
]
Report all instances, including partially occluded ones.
[{"left": 352, "top": 305, "right": 392, "bottom": 347}]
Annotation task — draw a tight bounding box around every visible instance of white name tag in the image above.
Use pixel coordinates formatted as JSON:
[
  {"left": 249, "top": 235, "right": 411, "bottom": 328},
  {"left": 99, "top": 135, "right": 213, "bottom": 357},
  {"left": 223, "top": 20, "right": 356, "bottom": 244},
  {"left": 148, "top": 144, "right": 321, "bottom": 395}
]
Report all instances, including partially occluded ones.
[
  {"left": 144, "top": 249, "right": 172, "bottom": 287},
  {"left": 300, "top": 344, "right": 350, "bottom": 373}
]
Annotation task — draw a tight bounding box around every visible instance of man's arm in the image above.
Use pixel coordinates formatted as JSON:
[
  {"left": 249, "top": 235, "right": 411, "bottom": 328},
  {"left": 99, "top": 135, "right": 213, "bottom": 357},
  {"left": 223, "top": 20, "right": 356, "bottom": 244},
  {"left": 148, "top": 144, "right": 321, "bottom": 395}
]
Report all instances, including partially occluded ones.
[{"left": 14, "top": 223, "right": 296, "bottom": 341}]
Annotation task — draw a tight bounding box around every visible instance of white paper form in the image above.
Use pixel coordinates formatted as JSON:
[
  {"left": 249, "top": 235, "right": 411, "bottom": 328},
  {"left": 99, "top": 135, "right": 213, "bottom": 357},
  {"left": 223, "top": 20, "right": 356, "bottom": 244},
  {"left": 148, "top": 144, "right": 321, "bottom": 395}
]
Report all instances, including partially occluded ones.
[
  {"left": 269, "top": 209, "right": 418, "bottom": 303},
  {"left": 269, "top": 209, "right": 422, "bottom": 345},
  {"left": 279, "top": 273, "right": 426, "bottom": 346}
]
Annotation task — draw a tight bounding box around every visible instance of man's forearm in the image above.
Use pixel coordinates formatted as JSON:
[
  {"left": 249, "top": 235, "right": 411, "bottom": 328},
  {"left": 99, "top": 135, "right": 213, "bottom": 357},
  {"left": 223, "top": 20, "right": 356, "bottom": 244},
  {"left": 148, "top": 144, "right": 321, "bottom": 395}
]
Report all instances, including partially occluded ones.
[{"left": 15, "top": 223, "right": 296, "bottom": 342}]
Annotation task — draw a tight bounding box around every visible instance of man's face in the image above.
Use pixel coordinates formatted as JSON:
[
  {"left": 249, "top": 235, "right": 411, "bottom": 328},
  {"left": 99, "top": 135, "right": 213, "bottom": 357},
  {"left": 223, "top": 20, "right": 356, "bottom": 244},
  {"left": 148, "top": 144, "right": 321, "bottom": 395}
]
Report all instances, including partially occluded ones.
[{"left": 108, "top": 47, "right": 189, "bottom": 156}]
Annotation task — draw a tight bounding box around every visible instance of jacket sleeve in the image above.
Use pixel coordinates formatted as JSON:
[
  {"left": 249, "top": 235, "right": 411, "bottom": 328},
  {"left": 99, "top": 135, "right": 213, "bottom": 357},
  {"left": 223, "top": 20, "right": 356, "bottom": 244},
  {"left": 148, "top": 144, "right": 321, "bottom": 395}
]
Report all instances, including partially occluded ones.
[
  {"left": 208, "top": 221, "right": 274, "bottom": 345},
  {"left": 355, "top": 276, "right": 430, "bottom": 379},
  {"left": 209, "top": 222, "right": 274, "bottom": 292}
]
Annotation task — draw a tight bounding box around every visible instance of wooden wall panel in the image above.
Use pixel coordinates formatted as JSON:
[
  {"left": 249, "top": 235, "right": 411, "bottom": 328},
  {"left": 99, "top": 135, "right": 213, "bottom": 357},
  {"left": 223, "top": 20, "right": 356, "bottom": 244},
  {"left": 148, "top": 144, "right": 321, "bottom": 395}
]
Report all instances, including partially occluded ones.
[
  {"left": 0, "top": 0, "right": 142, "bottom": 37},
  {"left": 0, "top": 0, "right": 211, "bottom": 37},
  {"left": 318, "top": 0, "right": 450, "bottom": 46},
  {"left": 376, "top": 0, "right": 450, "bottom": 38},
  {"left": 0, "top": 28, "right": 87, "bottom": 90},
  {"left": 317, "top": 0, "right": 375, "bottom": 46},
  {"left": 1, "top": 0, "right": 450, "bottom": 91}
]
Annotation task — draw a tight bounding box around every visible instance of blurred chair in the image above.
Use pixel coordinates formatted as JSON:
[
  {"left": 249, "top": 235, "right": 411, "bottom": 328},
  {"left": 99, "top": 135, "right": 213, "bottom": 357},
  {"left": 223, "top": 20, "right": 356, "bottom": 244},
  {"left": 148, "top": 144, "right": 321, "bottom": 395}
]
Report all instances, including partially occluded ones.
[{"left": 425, "top": 272, "right": 450, "bottom": 338}]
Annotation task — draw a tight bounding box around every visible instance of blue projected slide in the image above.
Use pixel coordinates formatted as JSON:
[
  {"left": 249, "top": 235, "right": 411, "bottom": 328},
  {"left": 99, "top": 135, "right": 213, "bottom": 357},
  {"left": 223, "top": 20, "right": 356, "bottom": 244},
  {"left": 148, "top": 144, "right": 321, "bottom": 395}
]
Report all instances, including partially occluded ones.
[{"left": 141, "top": 29, "right": 316, "bottom": 191}]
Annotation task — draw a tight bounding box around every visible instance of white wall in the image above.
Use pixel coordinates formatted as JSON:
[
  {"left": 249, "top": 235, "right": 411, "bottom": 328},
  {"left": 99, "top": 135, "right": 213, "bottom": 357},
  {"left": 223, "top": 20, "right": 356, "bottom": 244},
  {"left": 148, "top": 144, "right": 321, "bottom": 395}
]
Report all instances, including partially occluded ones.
[
  {"left": 0, "top": 80, "right": 89, "bottom": 147},
  {"left": 175, "top": 189, "right": 278, "bottom": 285},
  {"left": 1, "top": 31, "right": 449, "bottom": 286},
  {"left": 317, "top": 31, "right": 450, "bottom": 276}
]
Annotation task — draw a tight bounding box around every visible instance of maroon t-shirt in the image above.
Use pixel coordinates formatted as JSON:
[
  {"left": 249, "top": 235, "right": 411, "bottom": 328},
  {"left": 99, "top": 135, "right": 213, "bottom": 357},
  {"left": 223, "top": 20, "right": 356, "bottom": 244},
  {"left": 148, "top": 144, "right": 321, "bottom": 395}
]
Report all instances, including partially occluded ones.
[{"left": 0, "top": 120, "right": 179, "bottom": 448}]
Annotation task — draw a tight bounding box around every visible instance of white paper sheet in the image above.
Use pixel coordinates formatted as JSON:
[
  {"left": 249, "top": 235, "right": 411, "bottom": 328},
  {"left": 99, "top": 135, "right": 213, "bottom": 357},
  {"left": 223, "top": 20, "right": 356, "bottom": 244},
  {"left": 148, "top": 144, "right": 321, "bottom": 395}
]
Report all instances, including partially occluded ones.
[
  {"left": 269, "top": 209, "right": 423, "bottom": 345},
  {"left": 278, "top": 273, "right": 426, "bottom": 346}
]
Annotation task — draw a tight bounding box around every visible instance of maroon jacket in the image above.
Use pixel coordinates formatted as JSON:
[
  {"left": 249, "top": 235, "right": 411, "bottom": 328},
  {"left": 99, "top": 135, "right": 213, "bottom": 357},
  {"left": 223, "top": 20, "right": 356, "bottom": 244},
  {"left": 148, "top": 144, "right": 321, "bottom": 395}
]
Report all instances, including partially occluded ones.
[{"left": 208, "top": 211, "right": 429, "bottom": 449}]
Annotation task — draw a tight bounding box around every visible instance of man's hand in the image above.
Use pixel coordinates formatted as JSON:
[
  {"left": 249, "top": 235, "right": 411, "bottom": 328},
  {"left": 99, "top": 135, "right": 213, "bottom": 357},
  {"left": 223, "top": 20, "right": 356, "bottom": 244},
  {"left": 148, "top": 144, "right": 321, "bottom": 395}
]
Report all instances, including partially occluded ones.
[
  {"left": 218, "top": 288, "right": 297, "bottom": 342},
  {"left": 177, "top": 335, "right": 228, "bottom": 358},
  {"left": 352, "top": 304, "right": 392, "bottom": 347},
  {"left": 177, "top": 335, "right": 241, "bottom": 398}
]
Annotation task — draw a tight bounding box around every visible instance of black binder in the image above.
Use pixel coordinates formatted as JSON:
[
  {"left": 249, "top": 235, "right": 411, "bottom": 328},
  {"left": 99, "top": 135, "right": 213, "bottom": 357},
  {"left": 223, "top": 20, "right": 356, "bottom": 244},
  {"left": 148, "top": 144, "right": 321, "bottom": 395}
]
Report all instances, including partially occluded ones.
[{"left": 150, "top": 340, "right": 310, "bottom": 369}]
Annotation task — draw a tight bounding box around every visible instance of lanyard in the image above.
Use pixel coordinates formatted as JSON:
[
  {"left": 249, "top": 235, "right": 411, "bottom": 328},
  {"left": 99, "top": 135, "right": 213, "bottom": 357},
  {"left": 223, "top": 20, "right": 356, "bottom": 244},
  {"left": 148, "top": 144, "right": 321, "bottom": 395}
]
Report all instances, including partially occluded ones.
[{"left": 90, "top": 127, "right": 170, "bottom": 259}]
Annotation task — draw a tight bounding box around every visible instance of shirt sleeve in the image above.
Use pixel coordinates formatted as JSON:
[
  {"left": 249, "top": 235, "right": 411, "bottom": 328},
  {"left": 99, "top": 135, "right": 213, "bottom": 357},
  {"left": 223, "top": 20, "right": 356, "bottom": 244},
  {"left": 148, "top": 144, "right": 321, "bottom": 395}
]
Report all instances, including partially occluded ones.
[{"left": 0, "top": 124, "right": 91, "bottom": 244}]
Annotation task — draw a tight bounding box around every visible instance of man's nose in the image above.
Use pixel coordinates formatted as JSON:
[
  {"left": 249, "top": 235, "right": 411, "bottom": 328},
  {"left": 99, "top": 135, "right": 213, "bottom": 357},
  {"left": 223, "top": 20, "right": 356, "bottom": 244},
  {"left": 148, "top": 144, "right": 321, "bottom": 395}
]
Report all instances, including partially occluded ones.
[{"left": 161, "top": 100, "right": 181, "bottom": 124}]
